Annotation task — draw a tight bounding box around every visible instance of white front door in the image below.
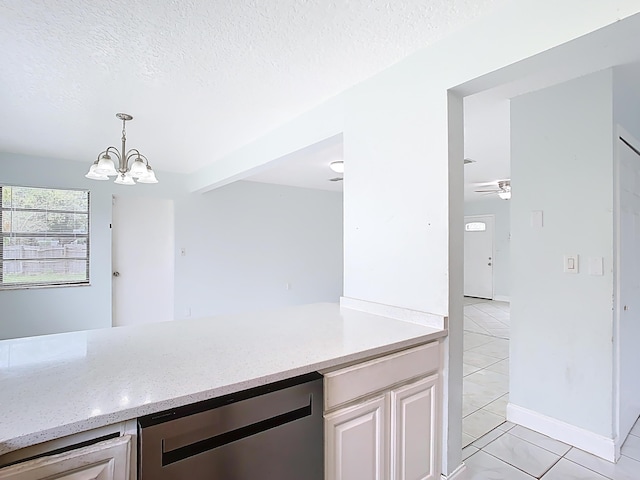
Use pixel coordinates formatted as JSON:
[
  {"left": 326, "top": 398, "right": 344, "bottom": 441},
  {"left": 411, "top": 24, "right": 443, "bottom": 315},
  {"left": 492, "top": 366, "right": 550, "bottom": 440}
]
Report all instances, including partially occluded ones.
[
  {"left": 112, "top": 196, "right": 175, "bottom": 327},
  {"left": 464, "top": 215, "right": 494, "bottom": 299},
  {"left": 615, "top": 130, "right": 640, "bottom": 442}
]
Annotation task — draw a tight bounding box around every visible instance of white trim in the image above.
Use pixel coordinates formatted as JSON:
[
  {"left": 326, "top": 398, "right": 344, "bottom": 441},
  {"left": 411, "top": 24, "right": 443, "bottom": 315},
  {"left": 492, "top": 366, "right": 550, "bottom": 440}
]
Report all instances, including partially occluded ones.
[
  {"left": 493, "top": 295, "right": 510, "bottom": 303},
  {"left": 507, "top": 403, "right": 616, "bottom": 462},
  {"left": 441, "top": 463, "right": 467, "bottom": 480},
  {"left": 339, "top": 297, "right": 446, "bottom": 330}
]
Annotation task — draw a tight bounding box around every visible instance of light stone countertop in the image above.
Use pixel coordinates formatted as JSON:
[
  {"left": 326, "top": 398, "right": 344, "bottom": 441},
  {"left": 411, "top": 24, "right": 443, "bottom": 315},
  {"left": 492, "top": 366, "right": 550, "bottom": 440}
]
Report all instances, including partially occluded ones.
[{"left": 0, "top": 303, "right": 445, "bottom": 456}]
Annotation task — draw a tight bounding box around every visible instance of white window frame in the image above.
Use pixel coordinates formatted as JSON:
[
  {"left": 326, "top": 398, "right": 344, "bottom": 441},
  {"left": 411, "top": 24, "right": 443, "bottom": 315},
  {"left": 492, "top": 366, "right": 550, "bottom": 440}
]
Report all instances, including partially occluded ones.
[{"left": 0, "top": 185, "right": 90, "bottom": 289}]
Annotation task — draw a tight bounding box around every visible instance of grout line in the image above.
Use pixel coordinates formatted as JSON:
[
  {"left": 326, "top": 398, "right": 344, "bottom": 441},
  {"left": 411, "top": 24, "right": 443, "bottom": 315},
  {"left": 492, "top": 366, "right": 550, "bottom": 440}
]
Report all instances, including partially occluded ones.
[
  {"left": 537, "top": 455, "right": 563, "bottom": 479},
  {"left": 480, "top": 448, "right": 538, "bottom": 478},
  {"left": 502, "top": 428, "right": 569, "bottom": 457},
  {"left": 555, "top": 456, "right": 614, "bottom": 480}
]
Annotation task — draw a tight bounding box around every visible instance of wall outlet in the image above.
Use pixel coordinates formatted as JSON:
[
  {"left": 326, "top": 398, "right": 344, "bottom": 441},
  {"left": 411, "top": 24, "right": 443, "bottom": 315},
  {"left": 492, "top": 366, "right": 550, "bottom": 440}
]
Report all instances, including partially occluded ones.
[
  {"left": 184, "top": 307, "right": 191, "bottom": 317},
  {"left": 180, "top": 247, "right": 186, "bottom": 257}
]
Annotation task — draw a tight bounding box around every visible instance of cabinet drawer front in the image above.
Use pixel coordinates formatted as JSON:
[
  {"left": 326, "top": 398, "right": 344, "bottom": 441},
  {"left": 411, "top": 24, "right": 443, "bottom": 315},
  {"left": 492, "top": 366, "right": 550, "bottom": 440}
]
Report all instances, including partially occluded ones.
[
  {"left": 324, "top": 342, "right": 439, "bottom": 410},
  {"left": 0, "top": 436, "right": 131, "bottom": 480}
]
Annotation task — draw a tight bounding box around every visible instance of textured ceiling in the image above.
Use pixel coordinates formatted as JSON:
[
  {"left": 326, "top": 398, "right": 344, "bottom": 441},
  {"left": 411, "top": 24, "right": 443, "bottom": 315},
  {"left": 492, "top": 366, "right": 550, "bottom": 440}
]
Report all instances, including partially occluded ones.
[
  {"left": 0, "top": 0, "right": 500, "bottom": 174},
  {"left": 245, "top": 134, "right": 344, "bottom": 192}
]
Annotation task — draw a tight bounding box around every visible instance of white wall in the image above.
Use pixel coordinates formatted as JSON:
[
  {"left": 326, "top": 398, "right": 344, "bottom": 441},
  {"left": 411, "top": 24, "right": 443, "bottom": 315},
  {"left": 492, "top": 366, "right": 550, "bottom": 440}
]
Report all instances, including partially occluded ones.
[
  {"left": 465, "top": 199, "right": 511, "bottom": 300},
  {"left": 174, "top": 180, "right": 344, "bottom": 318},
  {"left": 0, "top": 156, "right": 343, "bottom": 339},
  {"left": 0, "top": 152, "right": 188, "bottom": 340},
  {"left": 178, "top": 3, "right": 640, "bottom": 474},
  {"left": 510, "top": 70, "right": 615, "bottom": 437},
  {"left": 4, "top": 2, "right": 640, "bottom": 474},
  {"left": 613, "top": 65, "right": 640, "bottom": 138}
]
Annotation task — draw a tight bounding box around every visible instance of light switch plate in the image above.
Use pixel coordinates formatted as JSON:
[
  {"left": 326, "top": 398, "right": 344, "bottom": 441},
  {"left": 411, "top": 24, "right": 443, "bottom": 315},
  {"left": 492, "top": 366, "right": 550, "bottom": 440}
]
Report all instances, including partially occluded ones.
[
  {"left": 588, "top": 257, "right": 604, "bottom": 276},
  {"left": 564, "top": 254, "right": 579, "bottom": 274},
  {"left": 531, "top": 210, "right": 544, "bottom": 228}
]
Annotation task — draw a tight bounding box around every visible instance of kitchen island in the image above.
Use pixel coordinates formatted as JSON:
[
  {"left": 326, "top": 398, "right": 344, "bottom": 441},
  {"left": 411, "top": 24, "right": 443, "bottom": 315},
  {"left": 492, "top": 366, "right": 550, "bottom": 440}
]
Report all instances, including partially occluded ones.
[{"left": 0, "top": 302, "right": 446, "bottom": 479}]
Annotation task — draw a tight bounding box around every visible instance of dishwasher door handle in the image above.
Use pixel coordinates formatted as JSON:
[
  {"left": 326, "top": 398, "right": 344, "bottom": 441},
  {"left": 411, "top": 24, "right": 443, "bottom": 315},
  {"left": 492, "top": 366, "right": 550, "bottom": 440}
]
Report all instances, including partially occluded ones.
[{"left": 162, "top": 397, "right": 313, "bottom": 466}]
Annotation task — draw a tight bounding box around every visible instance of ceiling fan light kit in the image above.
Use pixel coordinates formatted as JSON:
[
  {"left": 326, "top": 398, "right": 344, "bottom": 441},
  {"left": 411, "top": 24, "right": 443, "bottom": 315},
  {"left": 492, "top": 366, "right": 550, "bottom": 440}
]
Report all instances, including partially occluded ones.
[
  {"left": 474, "top": 179, "right": 511, "bottom": 200},
  {"left": 497, "top": 189, "right": 511, "bottom": 200},
  {"left": 85, "top": 113, "right": 158, "bottom": 185}
]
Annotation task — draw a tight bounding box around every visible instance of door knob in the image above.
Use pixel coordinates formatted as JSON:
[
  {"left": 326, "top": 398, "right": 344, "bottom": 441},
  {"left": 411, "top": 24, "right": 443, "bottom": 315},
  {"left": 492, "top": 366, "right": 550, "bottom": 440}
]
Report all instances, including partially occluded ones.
[{"left": 113, "top": 271, "right": 120, "bottom": 277}]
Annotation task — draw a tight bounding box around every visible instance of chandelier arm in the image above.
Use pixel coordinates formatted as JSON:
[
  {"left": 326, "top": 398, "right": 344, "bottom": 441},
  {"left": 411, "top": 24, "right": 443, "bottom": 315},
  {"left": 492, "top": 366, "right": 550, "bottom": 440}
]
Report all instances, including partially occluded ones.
[
  {"left": 125, "top": 150, "right": 152, "bottom": 169},
  {"left": 125, "top": 149, "right": 142, "bottom": 161},
  {"left": 104, "top": 146, "right": 122, "bottom": 161}
]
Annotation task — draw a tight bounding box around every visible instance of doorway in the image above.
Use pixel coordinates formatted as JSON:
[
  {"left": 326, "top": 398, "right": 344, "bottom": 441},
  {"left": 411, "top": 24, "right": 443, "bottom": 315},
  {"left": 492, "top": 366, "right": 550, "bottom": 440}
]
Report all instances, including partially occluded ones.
[
  {"left": 615, "top": 129, "right": 640, "bottom": 444},
  {"left": 112, "top": 195, "right": 175, "bottom": 327},
  {"left": 463, "top": 214, "right": 494, "bottom": 300}
]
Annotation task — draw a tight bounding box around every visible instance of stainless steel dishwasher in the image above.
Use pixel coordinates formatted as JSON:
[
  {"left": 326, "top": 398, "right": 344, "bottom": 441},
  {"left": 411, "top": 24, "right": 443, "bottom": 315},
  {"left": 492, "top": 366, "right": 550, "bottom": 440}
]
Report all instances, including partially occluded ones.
[{"left": 138, "top": 372, "right": 323, "bottom": 480}]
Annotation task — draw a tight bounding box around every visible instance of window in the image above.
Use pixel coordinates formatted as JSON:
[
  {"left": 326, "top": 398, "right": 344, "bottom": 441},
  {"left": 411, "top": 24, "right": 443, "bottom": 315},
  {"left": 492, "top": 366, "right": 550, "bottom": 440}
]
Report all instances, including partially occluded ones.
[
  {"left": 1, "top": 186, "right": 90, "bottom": 288},
  {"left": 465, "top": 222, "right": 487, "bottom": 232}
]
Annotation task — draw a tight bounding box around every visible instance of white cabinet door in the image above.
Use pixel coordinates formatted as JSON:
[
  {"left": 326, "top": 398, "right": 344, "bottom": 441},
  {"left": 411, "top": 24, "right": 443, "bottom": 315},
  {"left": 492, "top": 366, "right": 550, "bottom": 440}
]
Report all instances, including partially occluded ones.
[
  {"left": 325, "top": 396, "right": 387, "bottom": 480},
  {"left": 390, "top": 375, "right": 439, "bottom": 480},
  {"left": 0, "top": 436, "right": 131, "bottom": 480}
]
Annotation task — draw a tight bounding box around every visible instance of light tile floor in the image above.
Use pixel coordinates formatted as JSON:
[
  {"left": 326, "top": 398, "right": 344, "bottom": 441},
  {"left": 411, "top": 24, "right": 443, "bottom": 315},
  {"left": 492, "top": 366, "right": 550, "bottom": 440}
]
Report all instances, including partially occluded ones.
[
  {"left": 462, "top": 297, "right": 640, "bottom": 479},
  {"left": 463, "top": 297, "right": 511, "bottom": 445},
  {"left": 464, "top": 419, "right": 640, "bottom": 479}
]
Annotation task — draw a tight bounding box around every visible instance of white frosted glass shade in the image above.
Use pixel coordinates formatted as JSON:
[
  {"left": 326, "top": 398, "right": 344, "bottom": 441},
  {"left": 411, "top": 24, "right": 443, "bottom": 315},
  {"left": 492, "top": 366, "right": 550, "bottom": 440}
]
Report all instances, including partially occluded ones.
[
  {"left": 95, "top": 155, "right": 118, "bottom": 176},
  {"left": 85, "top": 163, "right": 109, "bottom": 180},
  {"left": 136, "top": 166, "right": 158, "bottom": 184},
  {"left": 130, "top": 158, "right": 148, "bottom": 178},
  {"left": 114, "top": 173, "right": 135, "bottom": 185}
]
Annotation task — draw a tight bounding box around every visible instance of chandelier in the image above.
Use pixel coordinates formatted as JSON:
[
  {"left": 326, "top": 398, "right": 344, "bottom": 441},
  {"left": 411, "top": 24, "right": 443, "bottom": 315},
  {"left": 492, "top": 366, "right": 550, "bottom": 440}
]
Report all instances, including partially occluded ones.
[{"left": 85, "top": 113, "right": 158, "bottom": 185}]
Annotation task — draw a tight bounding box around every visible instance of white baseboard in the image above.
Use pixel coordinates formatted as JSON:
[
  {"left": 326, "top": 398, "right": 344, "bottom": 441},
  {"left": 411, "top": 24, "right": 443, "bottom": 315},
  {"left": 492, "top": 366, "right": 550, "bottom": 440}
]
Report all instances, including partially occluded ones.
[
  {"left": 340, "top": 297, "right": 446, "bottom": 329},
  {"left": 493, "top": 295, "right": 510, "bottom": 303},
  {"left": 441, "top": 463, "right": 467, "bottom": 480},
  {"left": 507, "top": 403, "right": 616, "bottom": 461}
]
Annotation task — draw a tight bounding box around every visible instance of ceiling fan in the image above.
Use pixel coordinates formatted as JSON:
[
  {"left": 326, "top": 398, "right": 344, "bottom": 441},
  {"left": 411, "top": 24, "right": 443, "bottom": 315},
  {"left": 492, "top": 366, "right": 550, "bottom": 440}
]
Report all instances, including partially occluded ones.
[{"left": 474, "top": 179, "right": 511, "bottom": 200}]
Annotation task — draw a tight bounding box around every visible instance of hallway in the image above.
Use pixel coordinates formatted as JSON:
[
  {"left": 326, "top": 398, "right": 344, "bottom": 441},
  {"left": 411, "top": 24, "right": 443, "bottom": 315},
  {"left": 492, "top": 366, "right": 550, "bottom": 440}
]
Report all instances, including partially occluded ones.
[
  {"left": 462, "top": 298, "right": 640, "bottom": 478},
  {"left": 463, "top": 297, "right": 510, "bottom": 446}
]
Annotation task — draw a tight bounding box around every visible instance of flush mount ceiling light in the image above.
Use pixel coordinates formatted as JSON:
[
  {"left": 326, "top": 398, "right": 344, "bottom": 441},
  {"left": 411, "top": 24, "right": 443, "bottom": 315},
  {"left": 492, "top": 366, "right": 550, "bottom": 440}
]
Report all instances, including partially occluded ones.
[
  {"left": 329, "top": 160, "right": 344, "bottom": 173},
  {"left": 85, "top": 113, "right": 158, "bottom": 185}
]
